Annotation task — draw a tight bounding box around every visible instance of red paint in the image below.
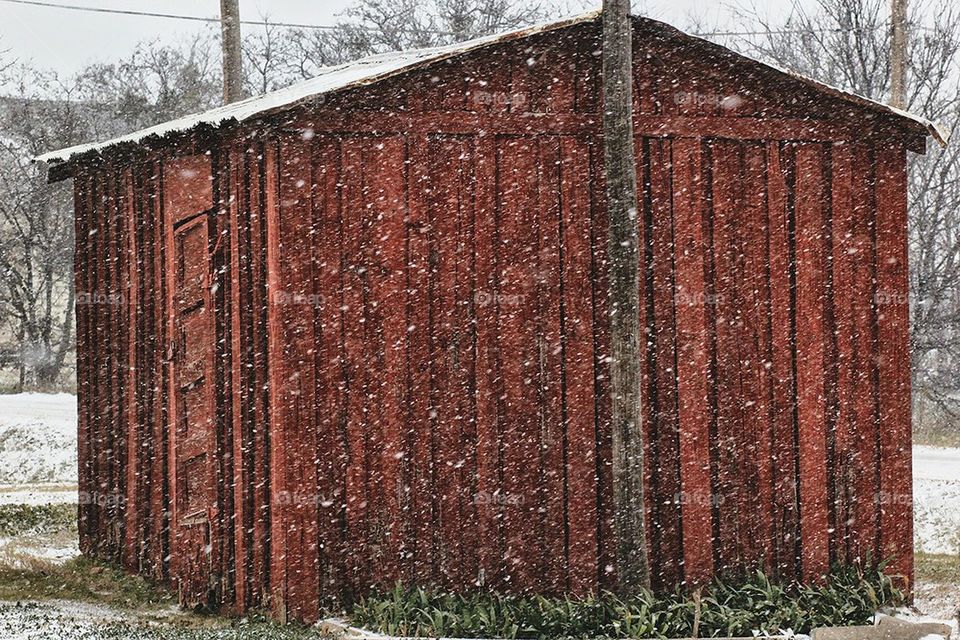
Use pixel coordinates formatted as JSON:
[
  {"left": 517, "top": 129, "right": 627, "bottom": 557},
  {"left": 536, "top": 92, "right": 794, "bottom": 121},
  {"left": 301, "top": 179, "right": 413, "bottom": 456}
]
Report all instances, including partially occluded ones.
[{"left": 64, "top": 18, "right": 920, "bottom": 621}]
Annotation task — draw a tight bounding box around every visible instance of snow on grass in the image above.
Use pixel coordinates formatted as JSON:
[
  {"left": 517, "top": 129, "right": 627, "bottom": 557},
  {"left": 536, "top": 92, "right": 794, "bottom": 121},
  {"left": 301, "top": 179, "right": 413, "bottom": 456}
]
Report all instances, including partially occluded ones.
[
  {"left": 0, "top": 600, "right": 134, "bottom": 640},
  {"left": 0, "top": 393, "right": 76, "bottom": 485},
  {"left": 0, "top": 485, "right": 77, "bottom": 506},
  {"left": 913, "top": 446, "right": 960, "bottom": 556}
]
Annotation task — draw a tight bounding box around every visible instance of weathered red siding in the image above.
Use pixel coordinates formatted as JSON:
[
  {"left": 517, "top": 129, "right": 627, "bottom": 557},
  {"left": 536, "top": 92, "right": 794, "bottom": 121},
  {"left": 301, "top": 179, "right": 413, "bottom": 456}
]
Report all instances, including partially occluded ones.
[{"left": 69, "top": 18, "right": 917, "bottom": 622}]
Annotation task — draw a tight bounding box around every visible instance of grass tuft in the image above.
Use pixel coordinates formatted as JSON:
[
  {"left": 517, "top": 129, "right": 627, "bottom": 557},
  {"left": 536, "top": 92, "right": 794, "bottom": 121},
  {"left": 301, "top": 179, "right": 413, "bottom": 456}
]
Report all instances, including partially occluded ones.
[{"left": 351, "top": 564, "right": 904, "bottom": 638}]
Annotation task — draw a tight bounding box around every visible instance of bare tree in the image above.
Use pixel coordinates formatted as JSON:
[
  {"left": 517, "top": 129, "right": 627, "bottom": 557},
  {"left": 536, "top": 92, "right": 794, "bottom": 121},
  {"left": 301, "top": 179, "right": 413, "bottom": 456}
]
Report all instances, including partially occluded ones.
[
  {"left": 242, "top": 16, "right": 297, "bottom": 95},
  {"left": 71, "top": 34, "right": 221, "bottom": 137},
  {"left": 0, "top": 71, "right": 78, "bottom": 390},
  {"left": 0, "top": 37, "right": 221, "bottom": 390},
  {"left": 240, "top": 0, "right": 559, "bottom": 90}
]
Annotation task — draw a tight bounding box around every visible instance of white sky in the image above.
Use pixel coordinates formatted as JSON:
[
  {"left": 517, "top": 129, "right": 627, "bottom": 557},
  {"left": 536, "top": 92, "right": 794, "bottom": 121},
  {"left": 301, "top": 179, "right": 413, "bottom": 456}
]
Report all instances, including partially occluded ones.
[{"left": 0, "top": 0, "right": 793, "bottom": 80}]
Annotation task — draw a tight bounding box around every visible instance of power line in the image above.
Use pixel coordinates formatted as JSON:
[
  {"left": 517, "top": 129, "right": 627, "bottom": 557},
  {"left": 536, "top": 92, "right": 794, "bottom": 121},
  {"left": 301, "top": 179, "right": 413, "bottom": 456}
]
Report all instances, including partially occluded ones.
[
  {"left": 0, "top": 0, "right": 339, "bottom": 30},
  {"left": 0, "top": 0, "right": 940, "bottom": 40},
  {"left": 693, "top": 25, "right": 885, "bottom": 37}
]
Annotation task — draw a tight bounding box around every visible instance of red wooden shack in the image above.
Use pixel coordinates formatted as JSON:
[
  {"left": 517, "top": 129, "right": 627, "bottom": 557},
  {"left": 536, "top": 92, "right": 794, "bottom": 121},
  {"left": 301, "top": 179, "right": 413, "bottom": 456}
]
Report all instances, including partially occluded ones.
[{"left": 38, "top": 11, "right": 944, "bottom": 622}]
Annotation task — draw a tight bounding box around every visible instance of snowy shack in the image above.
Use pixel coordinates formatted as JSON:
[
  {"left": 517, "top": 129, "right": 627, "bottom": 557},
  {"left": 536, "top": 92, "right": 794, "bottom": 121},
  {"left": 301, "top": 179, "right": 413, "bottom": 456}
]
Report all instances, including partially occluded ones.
[{"left": 38, "top": 10, "right": 944, "bottom": 622}]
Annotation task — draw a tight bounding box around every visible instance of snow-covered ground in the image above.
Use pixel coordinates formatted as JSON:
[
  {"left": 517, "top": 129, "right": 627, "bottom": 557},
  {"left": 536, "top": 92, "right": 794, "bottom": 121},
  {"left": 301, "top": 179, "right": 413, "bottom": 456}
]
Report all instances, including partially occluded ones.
[
  {"left": 0, "top": 601, "right": 139, "bottom": 640},
  {"left": 914, "top": 445, "right": 960, "bottom": 556},
  {"left": 0, "top": 393, "right": 76, "bottom": 485}
]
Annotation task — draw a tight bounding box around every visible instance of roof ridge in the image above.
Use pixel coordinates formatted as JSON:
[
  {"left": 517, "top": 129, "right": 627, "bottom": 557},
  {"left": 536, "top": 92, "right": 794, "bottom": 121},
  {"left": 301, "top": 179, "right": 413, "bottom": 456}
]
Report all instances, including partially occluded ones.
[{"left": 35, "top": 8, "right": 947, "bottom": 166}]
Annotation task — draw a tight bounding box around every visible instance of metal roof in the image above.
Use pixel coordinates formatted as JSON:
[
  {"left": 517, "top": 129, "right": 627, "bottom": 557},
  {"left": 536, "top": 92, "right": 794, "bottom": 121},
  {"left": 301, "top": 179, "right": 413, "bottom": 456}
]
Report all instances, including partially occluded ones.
[{"left": 35, "top": 10, "right": 948, "bottom": 165}]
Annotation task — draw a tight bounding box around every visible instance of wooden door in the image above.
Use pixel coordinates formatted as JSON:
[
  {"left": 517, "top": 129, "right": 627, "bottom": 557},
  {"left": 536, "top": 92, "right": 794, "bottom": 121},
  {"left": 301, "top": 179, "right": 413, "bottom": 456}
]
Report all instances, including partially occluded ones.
[{"left": 163, "top": 155, "right": 219, "bottom": 609}]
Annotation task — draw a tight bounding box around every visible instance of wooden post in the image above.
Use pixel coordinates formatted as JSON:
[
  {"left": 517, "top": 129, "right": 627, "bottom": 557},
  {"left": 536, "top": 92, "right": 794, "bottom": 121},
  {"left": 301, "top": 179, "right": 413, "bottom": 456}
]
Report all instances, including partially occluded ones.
[
  {"left": 602, "top": 0, "right": 650, "bottom": 593},
  {"left": 890, "top": 0, "right": 908, "bottom": 109},
  {"left": 220, "top": 0, "right": 245, "bottom": 104}
]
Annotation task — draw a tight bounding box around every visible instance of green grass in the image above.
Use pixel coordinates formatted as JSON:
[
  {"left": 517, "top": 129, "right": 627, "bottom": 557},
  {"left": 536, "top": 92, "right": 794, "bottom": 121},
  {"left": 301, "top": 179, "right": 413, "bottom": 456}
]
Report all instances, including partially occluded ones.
[
  {"left": 0, "top": 555, "right": 175, "bottom": 610},
  {"left": 0, "top": 504, "right": 323, "bottom": 638},
  {"left": 0, "top": 503, "right": 167, "bottom": 610},
  {"left": 351, "top": 565, "right": 904, "bottom": 639},
  {"left": 0, "top": 502, "right": 77, "bottom": 537},
  {"left": 913, "top": 429, "right": 960, "bottom": 448},
  {"left": 915, "top": 552, "right": 960, "bottom": 584}
]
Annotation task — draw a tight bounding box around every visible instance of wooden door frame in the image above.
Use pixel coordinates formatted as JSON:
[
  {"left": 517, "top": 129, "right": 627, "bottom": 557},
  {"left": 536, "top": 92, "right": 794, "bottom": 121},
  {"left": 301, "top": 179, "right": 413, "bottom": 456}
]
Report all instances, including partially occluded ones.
[{"left": 162, "top": 153, "right": 221, "bottom": 607}]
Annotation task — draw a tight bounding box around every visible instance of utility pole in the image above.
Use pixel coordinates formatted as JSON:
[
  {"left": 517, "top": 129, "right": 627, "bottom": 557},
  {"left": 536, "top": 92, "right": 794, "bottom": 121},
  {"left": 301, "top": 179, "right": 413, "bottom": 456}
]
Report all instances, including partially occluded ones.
[
  {"left": 602, "top": 0, "right": 650, "bottom": 594},
  {"left": 890, "top": 0, "right": 908, "bottom": 109},
  {"left": 220, "top": 0, "right": 245, "bottom": 104}
]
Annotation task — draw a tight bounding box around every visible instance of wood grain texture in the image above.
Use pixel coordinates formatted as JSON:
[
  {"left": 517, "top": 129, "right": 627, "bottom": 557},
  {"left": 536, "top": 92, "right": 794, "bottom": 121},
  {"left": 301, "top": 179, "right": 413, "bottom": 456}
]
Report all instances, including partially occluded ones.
[{"left": 69, "top": 18, "right": 918, "bottom": 622}]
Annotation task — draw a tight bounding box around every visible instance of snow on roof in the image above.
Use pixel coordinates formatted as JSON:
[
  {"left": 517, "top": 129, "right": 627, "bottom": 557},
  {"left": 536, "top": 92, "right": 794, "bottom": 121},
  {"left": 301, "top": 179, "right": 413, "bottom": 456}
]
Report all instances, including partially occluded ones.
[{"left": 35, "top": 10, "right": 948, "bottom": 165}]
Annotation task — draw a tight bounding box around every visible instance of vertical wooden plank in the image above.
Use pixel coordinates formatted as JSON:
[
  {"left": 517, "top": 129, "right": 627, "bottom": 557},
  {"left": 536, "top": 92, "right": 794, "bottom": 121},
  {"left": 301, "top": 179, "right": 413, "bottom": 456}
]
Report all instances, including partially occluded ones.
[
  {"left": 794, "top": 143, "right": 830, "bottom": 583},
  {"left": 707, "top": 139, "right": 747, "bottom": 572},
  {"left": 227, "top": 144, "right": 250, "bottom": 612},
  {"left": 90, "top": 170, "right": 105, "bottom": 557},
  {"left": 74, "top": 172, "right": 92, "bottom": 555},
  {"left": 590, "top": 138, "right": 616, "bottom": 591},
  {"left": 766, "top": 142, "right": 799, "bottom": 580},
  {"left": 213, "top": 146, "right": 236, "bottom": 611},
  {"left": 572, "top": 24, "right": 601, "bottom": 114},
  {"left": 536, "top": 135, "right": 567, "bottom": 592},
  {"left": 406, "top": 132, "right": 436, "bottom": 584},
  {"left": 874, "top": 142, "right": 913, "bottom": 588},
  {"left": 136, "top": 162, "right": 158, "bottom": 578},
  {"left": 275, "top": 137, "right": 320, "bottom": 621},
  {"left": 104, "top": 165, "right": 122, "bottom": 561},
  {"left": 123, "top": 166, "right": 140, "bottom": 572},
  {"left": 340, "top": 138, "right": 371, "bottom": 592},
  {"left": 149, "top": 157, "right": 172, "bottom": 582},
  {"left": 472, "top": 132, "right": 504, "bottom": 588},
  {"left": 312, "top": 135, "right": 348, "bottom": 602},
  {"left": 427, "top": 134, "right": 481, "bottom": 588},
  {"left": 263, "top": 139, "right": 289, "bottom": 620},
  {"left": 742, "top": 142, "right": 775, "bottom": 572},
  {"left": 646, "top": 137, "right": 684, "bottom": 588},
  {"left": 365, "top": 136, "right": 408, "bottom": 587},
  {"left": 237, "top": 143, "right": 266, "bottom": 608},
  {"left": 115, "top": 165, "right": 131, "bottom": 566},
  {"left": 495, "top": 135, "right": 543, "bottom": 590},
  {"left": 561, "top": 135, "right": 599, "bottom": 595},
  {"left": 830, "top": 142, "right": 856, "bottom": 563},
  {"left": 96, "top": 167, "right": 112, "bottom": 559},
  {"left": 671, "top": 137, "right": 714, "bottom": 585},
  {"left": 539, "top": 40, "right": 576, "bottom": 114},
  {"left": 429, "top": 135, "right": 462, "bottom": 587},
  {"left": 848, "top": 143, "right": 880, "bottom": 563},
  {"left": 161, "top": 155, "right": 180, "bottom": 589},
  {"left": 254, "top": 143, "right": 273, "bottom": 608},
  {"left": 455, "top": 140, "right": 481, "bottom": 591}
]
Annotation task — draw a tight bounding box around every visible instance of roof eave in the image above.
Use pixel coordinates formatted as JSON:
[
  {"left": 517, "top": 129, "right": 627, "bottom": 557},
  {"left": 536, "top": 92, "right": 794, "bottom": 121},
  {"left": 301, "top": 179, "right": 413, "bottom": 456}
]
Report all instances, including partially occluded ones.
[{"left": 35, "top": 8, "right": 948, "bottom": 176}]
